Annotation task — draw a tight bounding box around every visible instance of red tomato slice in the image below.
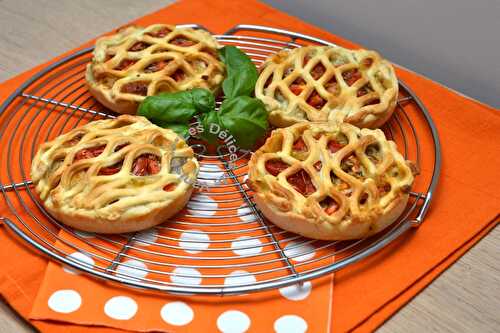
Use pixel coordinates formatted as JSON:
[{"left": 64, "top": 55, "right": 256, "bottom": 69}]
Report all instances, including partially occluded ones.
[
  {"left": 171, "top": 37, "right": 195, "bottom": 47},
  {"left": 75, "top": 145, "right": 105, "bottom": 161},
  {"left": 311, "top": 63, "right": 326, "bottom": 80},
  {"left": 342, "top": 69, "right": 362, "bottom": 86},
  {"left": 265, "top": 160, "right": 289, "bottom": 176},
  {"left": 287, "top": 169, "right": 316, "bottom": 196},
  {"left": 115, "top": 59, "right": 137, "bottom": 71},
  {"left": 327, "top": 140, "right": 344, "bottom": 153},
  {"left": 307, "top": 91, "right": 326, "bottom": 109},
  {"left": 147, "top": 27, "right": 171, "bottom": 38},
  {"left": 321, "top": 197, "right": 339, "bottom": 215},
  {"left": 132, "top": 154, "right": 161, "bottom": 176},
  {"left": 129, "top": 42, "right": 150, "bottom": 52},
  {"left": 292, "top": 137, "right": 307, "bottom": 152},
  {"left": 289, "top": 84, "right": 304, "bottom": 95},
  {"left": 98, "top": 164, "right": 122, "bottom": 175},
  {"left": 163, "top": 183, "right": 177, "bottom": 192}
]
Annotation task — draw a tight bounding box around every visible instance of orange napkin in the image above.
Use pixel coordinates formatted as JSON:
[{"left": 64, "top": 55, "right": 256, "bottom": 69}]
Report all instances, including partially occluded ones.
[
  {"left": 28, "top": 159, "right": 334, "bottom": 332},
  {"left": 0, "top": 0, "right": 499, "bottom": 332},
  {"left": 29, "top": 230, "right": 333, "bottom": 332}
]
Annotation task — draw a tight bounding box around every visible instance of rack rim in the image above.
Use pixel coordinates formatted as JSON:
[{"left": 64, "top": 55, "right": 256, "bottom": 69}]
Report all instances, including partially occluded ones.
[{"left": 0, "top": 24, "right": 441, "bottom": 295}]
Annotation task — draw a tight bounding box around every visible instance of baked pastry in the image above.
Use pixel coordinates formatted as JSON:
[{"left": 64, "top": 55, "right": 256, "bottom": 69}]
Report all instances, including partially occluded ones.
[
  {"left": 86, "top": 24, "right": 225, "bottom": 114},
  {"left": 248, "top": 122, "right": 415, "bottom": 240},
  {"left": 255, "top": 46, "right": 398, "bottom": 129},
  {"left": 31, "top": 115, "right": 199, "bottom": 234}
]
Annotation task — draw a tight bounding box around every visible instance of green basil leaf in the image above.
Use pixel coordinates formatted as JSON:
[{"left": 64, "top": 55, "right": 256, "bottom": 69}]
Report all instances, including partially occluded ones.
[
  {"left": 138, "top": 92, "right": 198, "bottom": 124},
  {"left": 219, "top": 46, "right": 258, "bottom": 99},
  {"left": 218, "top": 47, "right": 227, "bottom": 63},
  {"left": 137, "top": 88, "right": 215, "bottom": 125},
  {"left": 190, "top": 88, "right": 215, "bottom": 114},
  {"left": 218, "top": 96, "right": 268, "bottom": 149},
  {"left": 159, "top": 123, "right": 190, "bottom": 139},
  {"left": 199, "top": 111, "right": 222, "bottom": 145}
]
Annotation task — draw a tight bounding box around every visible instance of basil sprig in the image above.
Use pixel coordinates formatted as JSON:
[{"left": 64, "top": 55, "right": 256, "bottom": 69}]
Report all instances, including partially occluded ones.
[{"left": 137, "top": 46, "right": 268, "bottom": 149}]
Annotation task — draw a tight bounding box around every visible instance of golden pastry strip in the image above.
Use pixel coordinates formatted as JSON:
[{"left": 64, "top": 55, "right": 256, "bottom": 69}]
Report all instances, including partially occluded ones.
[{"left": 255, "top": 46, "right": 398, "bottom": 129}]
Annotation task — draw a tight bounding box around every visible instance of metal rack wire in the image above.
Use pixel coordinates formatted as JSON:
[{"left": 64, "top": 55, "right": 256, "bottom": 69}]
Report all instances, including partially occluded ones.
[{"left": 0, "top": 24, "right": 441, "bottom": 295}]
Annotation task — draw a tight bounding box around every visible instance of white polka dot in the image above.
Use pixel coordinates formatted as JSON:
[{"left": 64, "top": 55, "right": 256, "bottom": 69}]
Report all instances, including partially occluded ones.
[
  {"left": 198, "top": 164, "right": 225, "bottom": 186},
  {"left": 237, "top": 205, "right": 258, "bottom": 222},
  {"left": 160, "top": 302, "right": 194, "bottom": 326},
  {"left": 133, "top": 228, "right": 158, "bottom": 246},
  {"left": 179, "top": 230, "right": 210, "bottom": 254},
  {"left": 241, "top": 174, "right": 249, "bottom": 189},
  {"left": 187, "top": 194, "right": 218, "bottom": 216},
  {"left": 231, "top": 236, "right": 263, "bottom": 256},
  {"left": 224, "top": 270, "right": 256, "bottom": 286},
  {"left": 48, "top": 290, "right": 81, "bottom": 313},
  {"left": 217, "top": 310, "right": 251, "bottom": 333},
  {"left": 63, "top": 252, "right": 95, "bottom": 275},
  {"left": 104, "top": 296, "right": 137, "bottom": 320},
  {"left": 279, "top": 282, "right": 312, "bottom": 301},
  {"left": 74, "top": 230, "right": 95, "bottom": 238},
  {"left": 274, "top": 315, "right": 308, "bottom": 333},
  {"left": 284, "top": 241, "right": 316, "bottom": 262},
  {"left": 116, "top": 259, "right": 148, "bottom": 279},
  {"left": 171, "top": 267, "right": 202, "bottom": 286}
]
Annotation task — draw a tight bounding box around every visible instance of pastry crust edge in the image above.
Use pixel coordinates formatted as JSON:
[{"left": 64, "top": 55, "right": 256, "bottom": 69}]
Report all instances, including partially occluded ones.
[
  {"left": 252, "top": 189, "right": 408, "bottom": 240},
  {"left": 42, "top": 186, "right": 193, "bottom": 234}
]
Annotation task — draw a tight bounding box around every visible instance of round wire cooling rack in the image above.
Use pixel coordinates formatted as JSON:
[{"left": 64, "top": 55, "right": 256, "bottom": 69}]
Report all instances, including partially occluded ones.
[{"left": 0, "top": 24, "right": 441, "bottom": 295}]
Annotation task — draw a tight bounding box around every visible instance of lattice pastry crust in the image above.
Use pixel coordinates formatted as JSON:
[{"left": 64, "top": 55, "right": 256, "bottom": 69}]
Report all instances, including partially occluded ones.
[
  {"left": 31, "top": 115, "right": 199, "bottom": 234},
  {"left": 248, "top": 122, "right": 415, "bottom": 240},
  {"left": 255, "top": 46, "right": 398, "bottom": 129},
  {"left": 86, "top": 24, "right": 225, "bottom": 114}
]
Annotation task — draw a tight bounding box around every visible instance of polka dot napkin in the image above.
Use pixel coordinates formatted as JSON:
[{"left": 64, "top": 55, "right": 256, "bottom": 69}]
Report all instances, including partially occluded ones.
[
  {"left": 32, "top": 258, "right": 333, "bottom": 332},
  {"left": 29, "top": 162, "right": 335, "bottom": 332}
]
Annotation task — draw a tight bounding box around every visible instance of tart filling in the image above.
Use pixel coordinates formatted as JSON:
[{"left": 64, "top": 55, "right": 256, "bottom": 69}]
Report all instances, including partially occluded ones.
[
  {"left": 248, "top": 122, "right": 415, "bottom": 240},
  {"left": 255, "top": 45, "right": 398, "bottom": 129},
  {"left": 86, "top": 24, "right": 225, "bottom": 114},
  {"left": 31, "top": 115, "right": 199, "bottom": 234}
]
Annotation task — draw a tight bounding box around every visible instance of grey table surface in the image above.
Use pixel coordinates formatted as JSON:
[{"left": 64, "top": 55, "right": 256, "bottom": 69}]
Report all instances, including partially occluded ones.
[{"left": 0, "top": 1, "right": 498, "bottom": 332}]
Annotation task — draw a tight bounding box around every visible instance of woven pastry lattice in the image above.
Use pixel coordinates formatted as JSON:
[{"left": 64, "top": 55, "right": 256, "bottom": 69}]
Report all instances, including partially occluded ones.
[
  {"left": 31, "top": 116, "right": 198, "bottom": 215},
  {"left": 86, "top": 24, "right": 225, "bottom": 113},
  {"left": 255, "top": 46, "right": 398, "bottom": 129},
  {"left": 248, "top": 122, "right": 415, "bottom": 239}
]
